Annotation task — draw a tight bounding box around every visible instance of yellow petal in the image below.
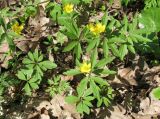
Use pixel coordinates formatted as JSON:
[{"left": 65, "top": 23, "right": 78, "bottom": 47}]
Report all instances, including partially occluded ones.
[{"left": 64, "top": 4, "right": 74, "bottom": 13}]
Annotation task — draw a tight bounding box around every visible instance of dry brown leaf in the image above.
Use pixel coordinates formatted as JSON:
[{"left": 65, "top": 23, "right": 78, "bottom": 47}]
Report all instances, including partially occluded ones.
[
  {"left": 116, "top": 67, "right": 137, "bottom": 86},
  {"left": 36, "top": 94, "right": 80, "bottom": 119}
]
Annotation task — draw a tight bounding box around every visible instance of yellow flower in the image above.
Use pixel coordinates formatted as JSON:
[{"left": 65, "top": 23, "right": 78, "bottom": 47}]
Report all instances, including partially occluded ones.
[
  {"left": 87, "top": 23, "right": 105, "bottom": 35},
  {"left": 80, "top": 62, "right": 91, "bottom": 73},
  {"left": 11, "top": 22, "right": 24, "bottom": 34},
  {"left": 95, "top": 23, "right": 105, "bottom": 33},
  {"left": 63, "top": 4, "right": 74, "bottom": 13},
  {"left": 87, "top": 23, "right": 95, "bottom": 32}
]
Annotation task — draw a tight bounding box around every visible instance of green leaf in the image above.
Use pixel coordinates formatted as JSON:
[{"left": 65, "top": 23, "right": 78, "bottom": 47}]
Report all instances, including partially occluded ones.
[
  {"left": 91, "top": 77, "right": 109, "bottom": 86},
  {"left": 28, "top": 52, "right": 35, "bottom": 61},
  {"left": 108, "top": 37, "right": 126, "bottom": 44},
  {"left": 83, "top": 96, "right": 95, "bottom": 101},
  {"left": 103, "top": 40, "right": 109, "bottom": 57},
  {"left": 130, "top": 33, "right": 151, "bottom": 42},
  {"left": 90, "top": 79, "right": 100, "bottom": 100},
  {"left": 38, "top": 55, "right": 43, "bottom": 62},
  {"left": 76, "top": 102, "right": 83, "bottom": 113},
  {"left": 128, "top": 45, "right": 136, "bottom": 54},
  {"left": 50, "top": 3, "right": 61, "bottom": 21},
  {"left": 30, "top": 82, "right": 39, "bottom": 90},
  {"left": 29, "top": 76, "right": 39, "bottom": 83},
  {"left": 102, "top": 12, "right": 108, "bottom": 26},
  {"left": 25, "top": 5, "right": 37, "bottom": 16},
  {"left": 62, "top": 0, "right": 80, "bottom": 5},
  {"left": 103, "top": 97, "right": 111, "bottom": 107},
  {"left": 74, "top": 43, "right": 82, "bottom": 59},
  {"left": 109, "top": 44, "right": 119, "bottom": 57},
  {"left": 96, "top": 69, "right": 116, "bottom": 75},
  {"left": 151, "top": 87, "right": 160, "bottom": 100},
  {"left": 17, "top": 71, "right": 26, "bottom": 80},
  {"left": 36, "top": 65, "right": 43, "bottom": 76},
  {"left": 83, "top": 100, "right": 93, "bottom": 107},
  {"left": 84, "top": 88, "right": 93, "bottom": 97},
  {"left": 63, "top": 69, "right": 81, "bottom": 76},
  {"left": 65, "top": 95, "right": 79, "bottom": 104},
  {"left": 40, "top": 61, "right": 57, "bottom": 69},
  {"left": 82, "top": 103, "right": 90, "bottom": 114},
  {"left": 97, "top": 98, "right": 103, "bottom": 107},
  {"left": 63, "top": 41, "right": 78, "bottom": 52},
  {"left": 123, "top": 15, "right": 128, "bottom": 32},
  {"left": 77, "top": 78, "right": 88, "bottom": 97},
  {"left": 22, "top": 58, "right": 34, "bottom": 64},
  {"left": 139, "top": 8, "right": 160, "bottom": 32},
  {"left": 86, "top": 39, "right": 97, "bottom": 52},
  {"left": 91, "top": 47, "right": 97, "bottom": 69},
  {"left": 119, "top": 44, "right": 128, "bottom": 60},
  {"left": 95, "top": 57, "right": 115, "bottom": 68},
  {"left": 24, "top": 83, "right": 31, "bottom": 95},
  {"left": 0, "top": 17, "right": 6, "bottom": 28},
  {"left": 34, "top": 49, "right": 39, "bottom": 61}
]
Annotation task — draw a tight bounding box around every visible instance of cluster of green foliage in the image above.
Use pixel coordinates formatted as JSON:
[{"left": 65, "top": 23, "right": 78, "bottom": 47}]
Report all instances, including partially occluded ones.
[{"left": 0, "top": 0, "right": 160, "bottom": 116}]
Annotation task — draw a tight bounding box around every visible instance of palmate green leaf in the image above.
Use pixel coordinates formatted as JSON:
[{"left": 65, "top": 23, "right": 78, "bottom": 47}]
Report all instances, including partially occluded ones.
[
  {"left": 65, "top": 95, "right": 79, "bottom": 104},
  {"left": 63, "top": 69, "right": 81, "bottom": 76},
  {"left": 139, "top": 8, "right": 160, "bottom": 32},
  {"left": 77, "top": 77, "right": 88, "bottom": 97},
  {"left": 95, "top": 57, "right": 115, "bottom": 68},
  {"left": 63, "top": 41, "right": 78, "bottom": 52},
  {"left": 151, "top": 87, "right": 160, "bottom": 100},
  {"left": 40, "top": 61, "right": 57, "bottom": 70}
]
